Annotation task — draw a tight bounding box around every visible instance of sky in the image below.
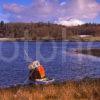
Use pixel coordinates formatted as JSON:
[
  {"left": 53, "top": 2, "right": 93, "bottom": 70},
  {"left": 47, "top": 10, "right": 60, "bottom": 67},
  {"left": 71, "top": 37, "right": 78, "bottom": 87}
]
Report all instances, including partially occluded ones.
[{"left": 0, "top": 0, "right": 100, "bottom": 25}]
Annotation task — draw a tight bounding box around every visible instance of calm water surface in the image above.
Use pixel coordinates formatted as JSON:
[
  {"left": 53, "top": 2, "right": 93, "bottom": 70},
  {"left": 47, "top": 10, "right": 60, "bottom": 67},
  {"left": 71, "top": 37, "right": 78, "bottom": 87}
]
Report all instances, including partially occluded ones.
[{"left": 0, "top": 41, "right": 100, "bottom": 87}]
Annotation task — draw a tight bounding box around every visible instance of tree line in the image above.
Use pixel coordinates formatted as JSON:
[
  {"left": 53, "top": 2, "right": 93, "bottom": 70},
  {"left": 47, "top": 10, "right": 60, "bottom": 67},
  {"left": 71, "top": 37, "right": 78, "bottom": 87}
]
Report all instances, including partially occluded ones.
[{"left": 0, "top": 21, "right": 100, "bottom": 40}]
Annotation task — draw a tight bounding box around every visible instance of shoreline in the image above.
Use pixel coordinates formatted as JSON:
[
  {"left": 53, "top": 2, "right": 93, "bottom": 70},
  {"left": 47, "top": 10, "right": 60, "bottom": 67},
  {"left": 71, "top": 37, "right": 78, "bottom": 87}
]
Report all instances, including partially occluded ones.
[
  {"left": 0, "top": 78, "right": 99, "bottom": 100},
  {"left": 0, "top": 38, "right": 100, "bottom": 42},
  {"left": 0, "top": 77, "right": 98, "bottom": 90},
  {"left": 75, "top": 49, "right": 100, "bottom": 57}
]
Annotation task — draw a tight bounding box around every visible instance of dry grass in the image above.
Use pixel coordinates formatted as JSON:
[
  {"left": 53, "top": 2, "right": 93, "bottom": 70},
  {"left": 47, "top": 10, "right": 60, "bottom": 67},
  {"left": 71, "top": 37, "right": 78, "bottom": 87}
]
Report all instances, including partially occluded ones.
[{"left": 0, "top": 78, "right": 100, "bottom": 100}]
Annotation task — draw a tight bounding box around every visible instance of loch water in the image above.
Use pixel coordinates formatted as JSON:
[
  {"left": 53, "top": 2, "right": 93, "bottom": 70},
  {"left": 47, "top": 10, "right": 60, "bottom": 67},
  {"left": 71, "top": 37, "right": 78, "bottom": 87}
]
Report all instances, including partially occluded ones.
[{"left": 0, "top": 41, "right": 100, "bottom": 87}]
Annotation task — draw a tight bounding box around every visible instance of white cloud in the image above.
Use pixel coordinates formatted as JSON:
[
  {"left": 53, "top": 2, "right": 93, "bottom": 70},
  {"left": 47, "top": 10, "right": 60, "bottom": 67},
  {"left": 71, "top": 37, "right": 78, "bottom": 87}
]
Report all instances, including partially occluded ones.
[
  {"left": 3, "top": 3, "right": 25, "bottom": 14},
  {"left": 76, "top": 0, "right": 100, "bottom": 19},
  {"left": 2, "top": 0, "right": 100, "bottom": 22},
  {"left": 60, "top": 2, "right": 66, "bottom": 6},
  {"left": 0, "top": 13, "right": 9, "bottom": 22}
]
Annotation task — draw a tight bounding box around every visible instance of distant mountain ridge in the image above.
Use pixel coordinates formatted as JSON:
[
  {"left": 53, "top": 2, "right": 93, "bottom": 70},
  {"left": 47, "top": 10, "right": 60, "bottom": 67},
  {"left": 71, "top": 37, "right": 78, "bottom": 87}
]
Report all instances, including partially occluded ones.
[{"left": 55, "top": 19, "right": 84, "bottom": 26}]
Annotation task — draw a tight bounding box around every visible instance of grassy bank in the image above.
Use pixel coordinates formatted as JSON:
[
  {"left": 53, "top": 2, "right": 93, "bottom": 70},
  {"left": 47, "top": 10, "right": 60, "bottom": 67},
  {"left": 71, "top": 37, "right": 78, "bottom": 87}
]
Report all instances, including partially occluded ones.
[{"left": 0, "top": 78, "right": 100, "bottom": 100}]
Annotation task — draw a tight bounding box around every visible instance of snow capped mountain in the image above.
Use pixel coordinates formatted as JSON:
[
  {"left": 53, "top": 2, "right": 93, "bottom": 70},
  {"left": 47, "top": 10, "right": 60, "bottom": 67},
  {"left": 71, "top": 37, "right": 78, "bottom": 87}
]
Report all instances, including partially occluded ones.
[{"left": 55, "top": 19, "right": 84, "bottom": 26}]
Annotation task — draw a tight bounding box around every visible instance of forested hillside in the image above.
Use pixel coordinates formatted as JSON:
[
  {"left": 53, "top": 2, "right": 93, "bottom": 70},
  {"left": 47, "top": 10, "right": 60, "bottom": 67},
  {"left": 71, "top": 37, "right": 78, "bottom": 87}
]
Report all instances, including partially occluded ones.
[{"left": 0, "top": 21, "right": 100, "bottom": 40}]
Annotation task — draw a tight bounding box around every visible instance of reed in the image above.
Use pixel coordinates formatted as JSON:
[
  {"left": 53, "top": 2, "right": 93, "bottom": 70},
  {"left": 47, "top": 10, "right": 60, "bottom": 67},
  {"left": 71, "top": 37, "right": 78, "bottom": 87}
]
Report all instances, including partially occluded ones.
[{"left": 0, "top": 78, "right": 100, "bottom": 100}]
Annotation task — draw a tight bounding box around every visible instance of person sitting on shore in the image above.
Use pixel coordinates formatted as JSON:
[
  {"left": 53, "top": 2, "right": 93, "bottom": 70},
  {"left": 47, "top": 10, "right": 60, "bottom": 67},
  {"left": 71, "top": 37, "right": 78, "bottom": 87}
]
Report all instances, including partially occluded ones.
[{"left": 28, "top": 60, "right": 46, "bottom": 81}]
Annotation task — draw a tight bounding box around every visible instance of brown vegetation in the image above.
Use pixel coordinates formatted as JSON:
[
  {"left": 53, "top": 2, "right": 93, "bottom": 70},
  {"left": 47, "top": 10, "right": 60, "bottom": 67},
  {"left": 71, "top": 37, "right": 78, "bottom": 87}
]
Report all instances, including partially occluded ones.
[
  {"left": 0, "top": 21, "right": 100, "bottom": 40},
  {"left": 0, "top": 78, "right": 100, "bottom": 100}
]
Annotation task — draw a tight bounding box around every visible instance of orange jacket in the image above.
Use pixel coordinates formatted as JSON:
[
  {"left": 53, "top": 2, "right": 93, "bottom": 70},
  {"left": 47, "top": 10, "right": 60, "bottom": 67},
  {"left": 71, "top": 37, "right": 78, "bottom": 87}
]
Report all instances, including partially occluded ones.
[{"left": 37, "top": 65, "right": 46, "bottom": 79}]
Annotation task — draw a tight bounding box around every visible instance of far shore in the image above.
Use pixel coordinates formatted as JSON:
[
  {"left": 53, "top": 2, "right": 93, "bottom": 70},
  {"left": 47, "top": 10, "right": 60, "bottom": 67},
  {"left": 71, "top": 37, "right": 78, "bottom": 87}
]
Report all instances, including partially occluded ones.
[
  {"left": 0, "top": 38, "right": 100, "bottom": 42},
  {"left": 0, "top": 38, "right": 25, "bottom": 41},
  {"left": 75, "top": 49, "right": 100, "bottom": 57}
]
